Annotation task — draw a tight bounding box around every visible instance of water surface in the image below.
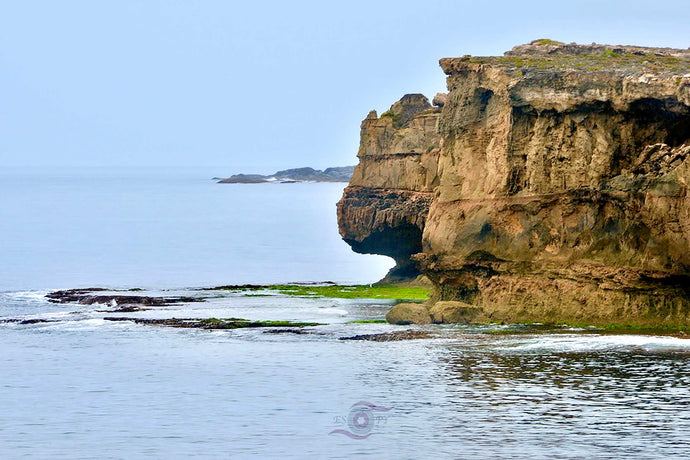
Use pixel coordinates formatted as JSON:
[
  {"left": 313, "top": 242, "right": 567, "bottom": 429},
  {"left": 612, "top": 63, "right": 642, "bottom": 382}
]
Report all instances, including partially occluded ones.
[{"left": 1, "top": 170, "right": 689, "bottom": 459}]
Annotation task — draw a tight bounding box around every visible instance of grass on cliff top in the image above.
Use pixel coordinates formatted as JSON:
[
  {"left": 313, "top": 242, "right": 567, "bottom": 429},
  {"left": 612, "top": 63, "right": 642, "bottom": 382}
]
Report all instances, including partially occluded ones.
[
  {"left": 466, "top": 49, "right": 690, "bottom": 74},
  {"left": 532, "top": 38, "right": 565, "bottom": 46},
  {"left": 379, "top": 110, "right": 404, "bottom": 128},
  {"left": 211, "top": 284, "right": 430, "bottom": 301}
]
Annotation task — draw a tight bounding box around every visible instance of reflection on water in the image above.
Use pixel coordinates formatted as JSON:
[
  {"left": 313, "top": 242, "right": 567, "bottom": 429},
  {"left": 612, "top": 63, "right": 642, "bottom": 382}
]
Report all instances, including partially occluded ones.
[
  {"left": 434, "top": 338, "right": 690, "bottom": 458},
  {"left": 1, "top": 291, "right": 690, "bottom": 459}
]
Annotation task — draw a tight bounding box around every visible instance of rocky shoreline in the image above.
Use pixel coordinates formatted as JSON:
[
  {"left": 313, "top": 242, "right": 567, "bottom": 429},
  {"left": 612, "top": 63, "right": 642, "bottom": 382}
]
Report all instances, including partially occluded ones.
[
  {"left": 337, "top": 40, "right": 690, "bottom": 327},
  {"left": 4, "top": 286, "right": 681, "bottom": 337}
]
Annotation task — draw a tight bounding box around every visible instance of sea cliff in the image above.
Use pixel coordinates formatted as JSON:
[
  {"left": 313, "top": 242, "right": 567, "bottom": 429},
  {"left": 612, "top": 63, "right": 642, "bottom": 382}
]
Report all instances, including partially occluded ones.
[{"left": 338, "top": 40, "right": 690, "bottom": 326}]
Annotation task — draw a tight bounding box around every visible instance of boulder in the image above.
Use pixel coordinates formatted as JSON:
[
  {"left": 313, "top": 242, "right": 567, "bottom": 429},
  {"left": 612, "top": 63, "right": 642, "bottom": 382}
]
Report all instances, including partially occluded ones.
[
  {"left": 429, "top": 301, "right": 487, "bottom": 324},
  {"left": 385, "top": 303, "right": 431, "bottom": 325}
]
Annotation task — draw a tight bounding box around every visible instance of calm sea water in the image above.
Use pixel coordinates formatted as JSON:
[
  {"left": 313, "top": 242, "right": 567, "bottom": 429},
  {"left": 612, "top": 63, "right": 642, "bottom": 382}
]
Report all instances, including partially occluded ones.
[
  {"left": 1, "top": 169, "right": 690, "bottom": 459},
  {"left": 0, "top": 167, "right": 393, "bottom": 291}
]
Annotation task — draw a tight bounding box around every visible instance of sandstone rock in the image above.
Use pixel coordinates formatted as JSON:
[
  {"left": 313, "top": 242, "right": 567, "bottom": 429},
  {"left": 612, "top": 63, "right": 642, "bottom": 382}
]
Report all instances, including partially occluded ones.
[
  {"left": 336, "top": 94, "right": 441, "bottom": 281},
  {"left": 386, "top": 93, "right": 432, "bottom": 127},
  {"left": 339, "top": 40, "right": 690, "bottom": 326},
  {"left": 385, "top": 303, "right": 431, "bottom": 325},
  {"left": 429, "top": 301, "right": 487, "bottom": 324}
]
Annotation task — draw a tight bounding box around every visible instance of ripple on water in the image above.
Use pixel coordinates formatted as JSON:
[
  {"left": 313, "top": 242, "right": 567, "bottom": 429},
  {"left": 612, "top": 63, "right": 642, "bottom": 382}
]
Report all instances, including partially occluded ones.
[{"left": 1, "top": 292, "right": 690, "bottom": 458}]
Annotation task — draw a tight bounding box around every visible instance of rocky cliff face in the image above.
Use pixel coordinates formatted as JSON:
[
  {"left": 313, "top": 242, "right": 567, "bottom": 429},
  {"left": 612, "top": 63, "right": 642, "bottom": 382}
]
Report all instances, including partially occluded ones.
[
  {"left": 339, "top": 40, "right": 690, "bottom": 326},
  {"left": 337, "top": 94, "right": 441, "bottom": 281}
]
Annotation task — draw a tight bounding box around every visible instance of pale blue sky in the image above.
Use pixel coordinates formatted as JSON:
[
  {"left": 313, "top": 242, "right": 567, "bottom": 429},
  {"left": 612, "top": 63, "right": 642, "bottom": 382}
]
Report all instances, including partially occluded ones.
[{"left": 2, "top": 0, "right": 688, "bottom": 173}]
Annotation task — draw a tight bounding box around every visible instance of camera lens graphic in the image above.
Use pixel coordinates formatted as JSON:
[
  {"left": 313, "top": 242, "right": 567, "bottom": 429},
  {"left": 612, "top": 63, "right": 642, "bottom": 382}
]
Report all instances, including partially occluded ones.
[{"left": 347, "top": 404, "right": 373, "bottom": 437}]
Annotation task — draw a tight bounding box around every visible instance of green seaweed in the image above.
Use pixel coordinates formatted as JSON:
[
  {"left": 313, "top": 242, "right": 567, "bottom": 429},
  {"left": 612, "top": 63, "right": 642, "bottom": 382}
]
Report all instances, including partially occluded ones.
[
  {"left": 207, "top": 283, "right": 430, "bottom": 300},
  {"left": 264, "top": 284, "right": 430, "bottom": 300}
]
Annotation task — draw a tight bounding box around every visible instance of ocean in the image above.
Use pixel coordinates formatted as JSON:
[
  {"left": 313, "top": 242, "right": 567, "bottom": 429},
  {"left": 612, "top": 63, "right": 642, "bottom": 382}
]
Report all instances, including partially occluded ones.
[{"left": 1, "top": 168, "right": 690, "bottom": 459}]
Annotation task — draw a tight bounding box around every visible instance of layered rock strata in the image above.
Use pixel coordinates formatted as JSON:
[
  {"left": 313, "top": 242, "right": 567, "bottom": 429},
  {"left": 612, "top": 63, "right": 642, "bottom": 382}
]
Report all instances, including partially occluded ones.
[
  {"left": 337, "top": 94, "right": 441, "bottom": 281},
  {"left": 339, "top": 40, "right": 690, "bottom": 326}
]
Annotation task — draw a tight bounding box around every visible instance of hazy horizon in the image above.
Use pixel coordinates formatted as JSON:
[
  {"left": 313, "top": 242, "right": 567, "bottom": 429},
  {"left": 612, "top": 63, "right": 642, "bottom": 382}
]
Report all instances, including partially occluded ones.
[{"left": 2, "top": 0, "right": 689, "bottom": 174}]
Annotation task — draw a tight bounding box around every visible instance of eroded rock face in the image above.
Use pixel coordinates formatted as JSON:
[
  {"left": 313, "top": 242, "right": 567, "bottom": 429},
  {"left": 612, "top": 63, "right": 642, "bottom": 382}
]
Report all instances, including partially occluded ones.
[
  {"left": 385, "top": 303, "right": 432, "bottom": 325},
  {"left": 336, "top": 94, "right": 441, "bottom": 281},
  {"left": 339, "top": 41, "right": 690, "bottom": 326}
]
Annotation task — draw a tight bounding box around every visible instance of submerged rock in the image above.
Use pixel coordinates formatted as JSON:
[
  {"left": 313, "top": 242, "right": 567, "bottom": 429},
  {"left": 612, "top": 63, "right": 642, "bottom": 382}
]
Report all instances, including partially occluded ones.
[
  {"left": 339, "top": 330, "right": 432, "bottom": 341},
  {"left": 103, "top": 317, "right": 322, "bottom": 329},
  {"left": 46, "top": 288, "right": 203, "bottom": 307},
  {"left": 97, "top": 305, "right": 150, "bottom": 313},
  {"left": 339, "top": 40, "right": 690, "bottom": 327}
]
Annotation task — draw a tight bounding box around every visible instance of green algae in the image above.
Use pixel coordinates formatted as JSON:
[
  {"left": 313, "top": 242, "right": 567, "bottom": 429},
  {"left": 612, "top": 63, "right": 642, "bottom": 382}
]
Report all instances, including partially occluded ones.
[
  {"left": 209, "top": 283, "right": 430, "bottom": 301},
  {"left": 264, "top": 284, "right": 430, "bottom": 301}
]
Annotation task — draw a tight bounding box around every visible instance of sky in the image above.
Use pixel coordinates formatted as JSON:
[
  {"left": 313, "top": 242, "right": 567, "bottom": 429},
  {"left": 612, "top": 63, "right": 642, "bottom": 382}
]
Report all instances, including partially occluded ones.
[{"left": 1, "top": 0, "right": 689, "bottom": 174}]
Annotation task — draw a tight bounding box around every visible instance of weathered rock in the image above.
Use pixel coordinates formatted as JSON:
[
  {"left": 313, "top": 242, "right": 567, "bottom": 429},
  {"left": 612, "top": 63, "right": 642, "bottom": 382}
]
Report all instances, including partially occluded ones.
[
  {"left": 46, "top": 288, "right": 203, "bottom": 306},
  {"left": 429, "top": 301, "right": 487, "bottom": 324},
  {"left": 1, "top": 318, "right": 59, "bottom": 325},
  {"left": 339, "top": 40, "right": 690, "bottom": 326},
  {"left": 103, "top": 317, "right": 322, "bottom": 329},
  {"left": 339, "top": 330, "right": 432, "bottom": 341},
  {"left": 337, "top": 94, "right": 441, "bottom": 280},
  {"left": 385, "top": 303, "right": 431, "bottom": 325}
]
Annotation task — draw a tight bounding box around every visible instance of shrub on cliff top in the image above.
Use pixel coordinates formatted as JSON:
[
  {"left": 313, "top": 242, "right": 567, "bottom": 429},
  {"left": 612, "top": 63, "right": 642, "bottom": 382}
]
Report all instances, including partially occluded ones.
[{"left": 532, "top": 38, "right": 565, "bottom": 46}]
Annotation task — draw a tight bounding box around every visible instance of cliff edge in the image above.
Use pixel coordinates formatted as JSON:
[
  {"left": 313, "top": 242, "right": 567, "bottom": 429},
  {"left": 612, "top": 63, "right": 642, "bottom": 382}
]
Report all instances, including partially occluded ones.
[
  {"left": 338, "top": 40, "right": 690, "bottom": 326},
  {"left": 337, "top": 94, "right": 441, "bottom": 282}
]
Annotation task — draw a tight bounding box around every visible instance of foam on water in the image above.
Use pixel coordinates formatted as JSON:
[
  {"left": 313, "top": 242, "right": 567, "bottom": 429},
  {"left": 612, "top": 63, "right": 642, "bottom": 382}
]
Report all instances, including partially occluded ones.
[{"left": 500, "top": 334, "right": 690, "bottom": 353}]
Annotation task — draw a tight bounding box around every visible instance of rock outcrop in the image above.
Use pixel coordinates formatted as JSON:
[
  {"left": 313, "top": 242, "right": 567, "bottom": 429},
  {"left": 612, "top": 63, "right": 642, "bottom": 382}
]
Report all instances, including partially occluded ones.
[
  {"left": 337, "top": 94, "right": 441, "bottom": 282},
  {"left": 338, "top": 40, "right": 690, "bottom": 326},
  {"left": 218, "top": 166, "right": 355, "bottom": 183}
]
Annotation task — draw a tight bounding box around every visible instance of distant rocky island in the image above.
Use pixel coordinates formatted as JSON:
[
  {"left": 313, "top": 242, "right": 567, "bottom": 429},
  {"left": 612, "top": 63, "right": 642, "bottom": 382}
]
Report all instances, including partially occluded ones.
[
  {"left": 337, "top": 39, "right": 690, "bottom": 327},
  {"left": 217, "top": 166, "right": 355, "bottom": 184}
]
